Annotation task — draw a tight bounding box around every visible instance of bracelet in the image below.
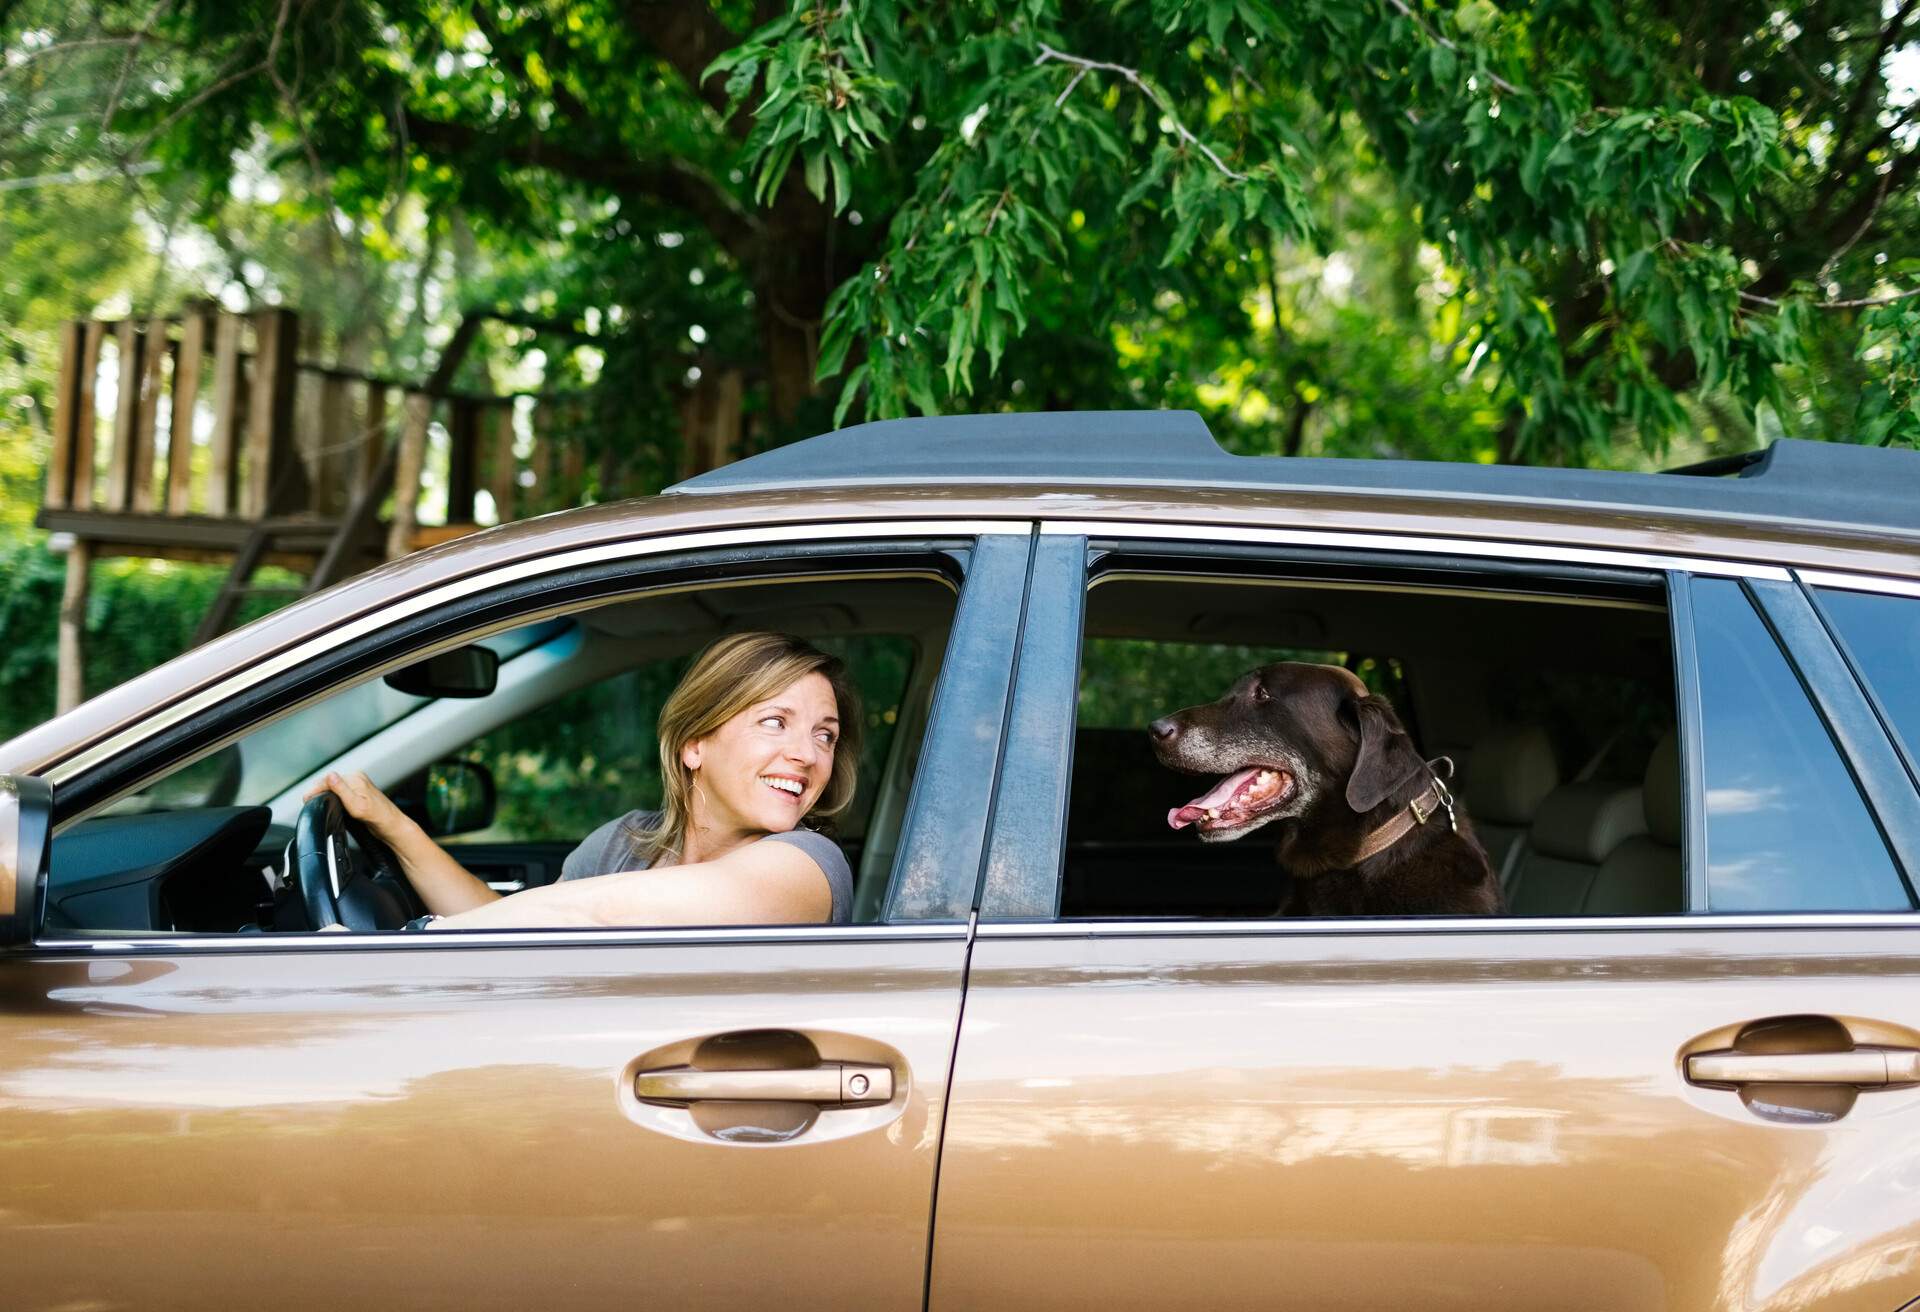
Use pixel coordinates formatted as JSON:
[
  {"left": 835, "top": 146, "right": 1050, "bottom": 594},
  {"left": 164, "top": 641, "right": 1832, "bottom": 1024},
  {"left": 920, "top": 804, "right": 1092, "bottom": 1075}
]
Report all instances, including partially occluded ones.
[{"left": 400, "top": 914, "right": 441, "bottom": 932}]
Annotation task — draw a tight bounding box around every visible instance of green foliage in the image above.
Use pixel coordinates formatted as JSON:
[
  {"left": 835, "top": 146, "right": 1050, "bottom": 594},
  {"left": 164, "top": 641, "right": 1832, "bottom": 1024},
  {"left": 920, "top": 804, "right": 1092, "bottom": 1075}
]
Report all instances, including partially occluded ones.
[{"left": 11, "top": 0, "right": 1920, "bottom": 735}]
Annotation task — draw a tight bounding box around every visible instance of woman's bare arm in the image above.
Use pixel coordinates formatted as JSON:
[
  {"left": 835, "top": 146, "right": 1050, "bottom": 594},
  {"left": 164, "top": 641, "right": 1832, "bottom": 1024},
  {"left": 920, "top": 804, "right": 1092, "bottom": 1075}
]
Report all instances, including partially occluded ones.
[{"left": 426, "top": 839, "right": 832, "bottom": 930}]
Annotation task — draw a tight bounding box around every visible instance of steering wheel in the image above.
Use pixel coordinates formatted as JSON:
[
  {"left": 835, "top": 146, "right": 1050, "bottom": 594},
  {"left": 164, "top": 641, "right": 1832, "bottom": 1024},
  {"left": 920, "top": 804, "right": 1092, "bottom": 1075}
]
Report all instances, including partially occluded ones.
[{"left": 293, "top": 792, "right": 417, "bottom": 930}]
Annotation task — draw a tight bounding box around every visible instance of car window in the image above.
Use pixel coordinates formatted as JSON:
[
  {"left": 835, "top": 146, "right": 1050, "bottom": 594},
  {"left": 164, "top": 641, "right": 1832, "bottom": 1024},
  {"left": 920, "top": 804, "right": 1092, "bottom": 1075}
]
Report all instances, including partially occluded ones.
[
  {"left": 1814, "top": 586, "right": 1920, "bottom": 768},
  {"left": 1054, "top": 568, "right": 1676, "bottom": 919},
  {"left": 452, "top": 634, "right": 915, "bottom": 845},
  {"left": 1691, "top": 577, "right": 1908, "bottom": 911},
  {"left": 46, "top": 570, "right": 958, "bottom": 935}
]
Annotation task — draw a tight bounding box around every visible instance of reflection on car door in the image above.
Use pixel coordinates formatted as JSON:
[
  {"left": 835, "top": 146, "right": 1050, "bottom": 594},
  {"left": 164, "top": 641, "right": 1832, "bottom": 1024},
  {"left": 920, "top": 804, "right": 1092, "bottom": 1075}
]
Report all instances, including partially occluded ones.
[
  {"left": 932, "top": 923, "right": 1920, "bottom": 1312},
  {"left": 927, "top": 550, "right": 1920, "bottom": 1312},
  {"left": 0, "top": 933, "right": 969, "bottom": 1311},
  {"left": 0, "top": 532, "right": 1037, "bottom": 1312}
]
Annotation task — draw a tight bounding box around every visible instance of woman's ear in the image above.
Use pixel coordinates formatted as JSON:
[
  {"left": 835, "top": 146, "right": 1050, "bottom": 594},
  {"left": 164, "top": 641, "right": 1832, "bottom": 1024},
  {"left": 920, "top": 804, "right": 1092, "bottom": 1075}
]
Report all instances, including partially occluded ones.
[{"left": 681, "top": 738, "right": 703, "bottom": 770}]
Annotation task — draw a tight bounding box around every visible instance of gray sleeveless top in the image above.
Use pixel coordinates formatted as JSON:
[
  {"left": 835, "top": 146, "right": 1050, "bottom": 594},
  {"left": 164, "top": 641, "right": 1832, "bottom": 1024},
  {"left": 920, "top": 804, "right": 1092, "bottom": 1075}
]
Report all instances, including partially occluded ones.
[{"left": 557, "top": 810, "right": 853, "bottom": 924}]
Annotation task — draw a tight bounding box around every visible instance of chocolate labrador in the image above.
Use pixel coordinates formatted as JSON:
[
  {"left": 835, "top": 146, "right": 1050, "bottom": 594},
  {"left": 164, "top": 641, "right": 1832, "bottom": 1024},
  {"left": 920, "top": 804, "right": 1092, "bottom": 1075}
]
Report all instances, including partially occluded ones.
[{"left": 1149, "top": 661, "right": 1504, "bottom": 916}]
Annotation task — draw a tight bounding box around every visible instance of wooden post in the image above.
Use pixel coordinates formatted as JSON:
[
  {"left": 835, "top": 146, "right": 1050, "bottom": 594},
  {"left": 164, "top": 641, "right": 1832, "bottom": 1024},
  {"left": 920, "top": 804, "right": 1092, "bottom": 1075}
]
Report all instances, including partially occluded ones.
[
  {"left": 447, "top": 397, "right": 478, "bottom": 523},
  {"left": 315, "top": 374, "right": 348, "bottom": 515},
  {"left": 167, "top": 311, "right": 206, "bottom": 515},
  {"left": 354, "top": 383, "right": 387, "bottom": 500},
  {"left": 131, "top": 317, "right": 168, "bottom": 512},
  {"left": 486, "top": 403, "right": 517, "bottom": 524},
  {"left": 244, "top": 308, "right": 302, "bottom": 516},
  {"left": 56, "top": 539, "right": 93, "bottom": 714},
  {"left": 206, "top": 313, "right": 243, "bottom": 516},
  {"left": 528, "top": 399, "right": 553, "bottom": 513},
  {"left": 45, "top": 321, "right": 85, "bottom": 509},
  {"left": 386, "top": 390, "right": 434, "bottom": 558},
  {"left": 69, "top": 320, "right": 106, "bottom": 509},
  {"left": 104, "top": 320, "right": 144, "bottom": 511},
  {"left": 386, "top": 315, "right": 482, "bottom": 558}
]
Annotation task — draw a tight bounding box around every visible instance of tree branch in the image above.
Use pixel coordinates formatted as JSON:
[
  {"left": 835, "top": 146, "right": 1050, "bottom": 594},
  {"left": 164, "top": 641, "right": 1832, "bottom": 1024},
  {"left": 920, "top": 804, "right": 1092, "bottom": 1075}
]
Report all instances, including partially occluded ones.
[
  {"left": 1740, "top": 284, "right": 1920, "bottom": 310},
  {"left": 1829, "top": 0, "right": 1920, "bottom": 167},
  {"left": 1383, "top": 0, "right": 1523, "bottom": 95},
  {"left": 1033, "top": 43, "right": 1248, "bottom": 181},
  {"left": 401, "top": 114, "right": 762, "bottom": 257},
  {"left": 617, "top": 0, "right": 750, "bottom": 134}
]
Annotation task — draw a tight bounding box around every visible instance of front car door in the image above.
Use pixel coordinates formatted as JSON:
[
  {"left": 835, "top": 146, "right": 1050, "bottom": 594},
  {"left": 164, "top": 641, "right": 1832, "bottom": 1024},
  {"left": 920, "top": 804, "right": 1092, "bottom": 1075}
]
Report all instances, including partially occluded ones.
[
  {"left": 0, "top": 525, "right": 1034, "bottom": 1312},
  {"left": 930, "top": 524, "right": 1920, "bottom": 1312}
]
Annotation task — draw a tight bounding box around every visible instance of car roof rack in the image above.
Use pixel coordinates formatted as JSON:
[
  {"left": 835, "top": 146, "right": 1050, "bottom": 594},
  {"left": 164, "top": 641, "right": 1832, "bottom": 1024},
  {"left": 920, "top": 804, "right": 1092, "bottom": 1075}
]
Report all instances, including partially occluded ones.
[{"left": 668, "top": 409, "right": 1920, "bottom": 538}]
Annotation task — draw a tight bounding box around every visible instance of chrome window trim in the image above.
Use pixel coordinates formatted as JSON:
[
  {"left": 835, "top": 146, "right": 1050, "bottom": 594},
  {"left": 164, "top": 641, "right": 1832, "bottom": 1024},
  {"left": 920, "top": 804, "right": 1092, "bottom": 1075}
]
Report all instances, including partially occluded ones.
[
  {"left": 50, "top": 518, "right": 1029, "bottom": 784},
  {"left": 35, "top": 922, "right": 970, "bottom": 954},
  {"left": 1039, "top": 518, "right": 1794, "bottom": 580},
  {"left": 977, "top": 912, "right": 1919, "bottom": 939},
  {"left": 1797, "top": 569, "right": 1920, "bottom": 600}
]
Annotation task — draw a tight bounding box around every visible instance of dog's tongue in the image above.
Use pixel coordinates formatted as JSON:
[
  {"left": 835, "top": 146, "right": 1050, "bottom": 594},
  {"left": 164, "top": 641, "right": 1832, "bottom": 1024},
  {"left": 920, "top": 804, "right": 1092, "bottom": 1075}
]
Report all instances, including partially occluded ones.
[{"left": 1168, "top": 767, "right": 1262, "bottom": 830}]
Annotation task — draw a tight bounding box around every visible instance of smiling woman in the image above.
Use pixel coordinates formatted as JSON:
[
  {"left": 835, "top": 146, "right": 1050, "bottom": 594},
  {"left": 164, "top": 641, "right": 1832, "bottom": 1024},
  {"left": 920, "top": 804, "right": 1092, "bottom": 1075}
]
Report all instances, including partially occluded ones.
[{"left": 320, "top": 632, "right": 862, "bottom": 931}]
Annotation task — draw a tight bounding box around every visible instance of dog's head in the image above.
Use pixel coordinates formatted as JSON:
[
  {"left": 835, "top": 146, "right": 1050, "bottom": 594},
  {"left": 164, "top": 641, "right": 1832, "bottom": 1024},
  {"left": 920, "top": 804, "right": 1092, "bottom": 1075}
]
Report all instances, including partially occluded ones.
[{"left": 1149, "top": 661, "right": 1426, "bottom": 842}]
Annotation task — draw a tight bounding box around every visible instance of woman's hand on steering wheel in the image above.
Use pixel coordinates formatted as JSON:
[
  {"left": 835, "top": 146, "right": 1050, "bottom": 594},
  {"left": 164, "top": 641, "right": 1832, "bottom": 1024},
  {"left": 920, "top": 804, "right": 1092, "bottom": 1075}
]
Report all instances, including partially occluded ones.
[
  {"left": 306, "top": 771, "right": 415, "bottom": 846},
  {"left": 295, "top": 772, "right": 420, "bottom": 931}
]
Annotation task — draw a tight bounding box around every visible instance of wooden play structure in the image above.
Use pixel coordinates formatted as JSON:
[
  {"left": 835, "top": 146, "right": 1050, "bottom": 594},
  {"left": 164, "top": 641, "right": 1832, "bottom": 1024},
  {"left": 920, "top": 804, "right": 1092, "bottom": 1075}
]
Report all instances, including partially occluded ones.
[{"left": 39, "top": 304, "right": 745, "bottom": 711}]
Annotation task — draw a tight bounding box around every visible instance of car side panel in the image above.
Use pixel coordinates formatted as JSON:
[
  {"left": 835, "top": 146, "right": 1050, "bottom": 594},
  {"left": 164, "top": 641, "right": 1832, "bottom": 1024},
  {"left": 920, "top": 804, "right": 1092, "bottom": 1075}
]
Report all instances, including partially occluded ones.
[
  {"left": 929, "top": 925, "right": 1920, "bottom": 1312},
  {"left": 0, "top": 935, "right": 965, "bottom": 1312}
]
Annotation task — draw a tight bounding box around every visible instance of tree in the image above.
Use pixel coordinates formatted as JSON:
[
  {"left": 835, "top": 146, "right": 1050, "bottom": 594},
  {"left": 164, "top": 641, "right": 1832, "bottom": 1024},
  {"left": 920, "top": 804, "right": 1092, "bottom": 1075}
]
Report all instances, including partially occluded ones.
[{"left": 7, "top": 0, "right": 1920, "bottom": 480}]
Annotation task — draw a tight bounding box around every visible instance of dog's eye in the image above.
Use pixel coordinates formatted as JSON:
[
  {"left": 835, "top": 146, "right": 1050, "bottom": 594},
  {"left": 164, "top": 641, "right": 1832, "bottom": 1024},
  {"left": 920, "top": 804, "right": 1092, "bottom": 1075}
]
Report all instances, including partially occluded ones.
[{"left": 1252, "top": 683, "right": 1271, "bottom": 704}]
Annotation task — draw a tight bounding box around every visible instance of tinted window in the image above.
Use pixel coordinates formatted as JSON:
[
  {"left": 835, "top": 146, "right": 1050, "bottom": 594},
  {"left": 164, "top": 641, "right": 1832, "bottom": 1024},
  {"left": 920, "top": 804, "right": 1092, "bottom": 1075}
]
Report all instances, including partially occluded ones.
[
  {"left": 1817, "top": 587, "right": 1920, "bottom": 766},
  {"left": 1692, "top": 578, "right": 1907, "bottom": 910}
]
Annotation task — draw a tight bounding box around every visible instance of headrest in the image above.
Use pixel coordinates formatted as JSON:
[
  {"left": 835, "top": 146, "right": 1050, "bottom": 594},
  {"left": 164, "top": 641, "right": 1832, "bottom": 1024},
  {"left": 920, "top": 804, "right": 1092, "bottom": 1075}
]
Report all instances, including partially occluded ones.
[
  {"left": 1462, "top": 724, "right": 1559, "bottom": 826},
  {"left": 1530, "top": 782, "right": 1646, "bottom": 864},
  {"left": 1642, "top": 731, "right": 1681, "bottom": 846}
]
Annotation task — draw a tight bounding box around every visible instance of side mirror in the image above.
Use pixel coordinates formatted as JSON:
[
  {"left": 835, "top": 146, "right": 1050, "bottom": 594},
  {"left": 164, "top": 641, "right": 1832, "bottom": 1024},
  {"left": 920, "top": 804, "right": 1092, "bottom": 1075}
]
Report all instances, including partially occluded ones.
[
  {"left": 384, "top": 646, "right": 499, "bottom": 699},
  {"left": 391, "top": 761, "right": 497, "bottom": 838},
  {"left": 0, "top": 775, "right": 52, "bottom": 947}
]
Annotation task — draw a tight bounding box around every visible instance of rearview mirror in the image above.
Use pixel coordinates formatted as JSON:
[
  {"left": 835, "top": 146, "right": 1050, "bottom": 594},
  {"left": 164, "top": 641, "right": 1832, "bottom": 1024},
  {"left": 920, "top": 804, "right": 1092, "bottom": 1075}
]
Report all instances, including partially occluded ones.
[
  {"left": 390, "top": 760, "right": 497, "bottom": 838},
  {"left": 384, "top": 646, "right": 499, "bottom": 699},
  {"left": 0, "top": 775, "right": 52, "bottom": 947}
]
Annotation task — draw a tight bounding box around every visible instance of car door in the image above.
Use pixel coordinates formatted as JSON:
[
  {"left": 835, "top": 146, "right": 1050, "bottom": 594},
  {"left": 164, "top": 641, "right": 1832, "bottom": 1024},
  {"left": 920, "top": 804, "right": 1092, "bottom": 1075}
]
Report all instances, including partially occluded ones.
[
  {"left": 0, "top": 527, "right": 1033, "bottom": 1312},
  {"left": 929, "top": 528, "right": 1920, "bottom": 1312}
]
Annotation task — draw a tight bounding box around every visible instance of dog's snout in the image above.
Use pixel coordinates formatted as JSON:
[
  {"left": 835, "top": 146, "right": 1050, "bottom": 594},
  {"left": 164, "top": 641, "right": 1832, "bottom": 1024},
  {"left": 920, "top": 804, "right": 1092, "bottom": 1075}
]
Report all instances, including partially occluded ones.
[{"left": 1149, "top": 716, "right": 1181, "bottom": 743}]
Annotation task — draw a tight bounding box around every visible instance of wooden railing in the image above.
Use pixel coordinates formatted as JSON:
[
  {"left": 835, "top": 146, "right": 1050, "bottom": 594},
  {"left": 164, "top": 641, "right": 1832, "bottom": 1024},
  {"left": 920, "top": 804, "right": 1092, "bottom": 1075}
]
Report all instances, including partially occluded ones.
[{"left": 43, "top": 307, "right": 605, "bottom": 534}]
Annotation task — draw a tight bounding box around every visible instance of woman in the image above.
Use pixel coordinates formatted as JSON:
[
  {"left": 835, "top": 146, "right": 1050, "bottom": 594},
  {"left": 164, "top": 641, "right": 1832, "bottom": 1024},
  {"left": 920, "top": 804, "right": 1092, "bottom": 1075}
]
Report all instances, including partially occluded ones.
[{"left": 314, "top": 631, "right": 862, "bottom": 930}]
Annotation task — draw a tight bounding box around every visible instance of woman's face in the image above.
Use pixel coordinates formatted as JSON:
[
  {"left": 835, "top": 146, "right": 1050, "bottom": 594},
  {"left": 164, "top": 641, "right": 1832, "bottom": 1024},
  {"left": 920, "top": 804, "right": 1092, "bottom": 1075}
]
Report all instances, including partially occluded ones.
[{"left": 682, "top": 671, "right": 840, "bottom": 836}]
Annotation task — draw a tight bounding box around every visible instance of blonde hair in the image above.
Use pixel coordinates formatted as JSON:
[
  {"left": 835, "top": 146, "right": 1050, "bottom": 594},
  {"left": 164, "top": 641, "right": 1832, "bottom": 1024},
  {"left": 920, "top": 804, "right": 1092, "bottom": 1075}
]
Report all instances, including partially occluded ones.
[{"left": 640, "top": 632, "right": 863, "bottom": 865}]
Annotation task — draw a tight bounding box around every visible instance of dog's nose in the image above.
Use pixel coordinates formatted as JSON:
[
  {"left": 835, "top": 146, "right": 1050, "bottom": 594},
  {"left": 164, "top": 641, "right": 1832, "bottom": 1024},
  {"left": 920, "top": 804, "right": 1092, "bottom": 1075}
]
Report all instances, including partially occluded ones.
[{"left": 1149, "top": 716, "right": 1180, "bottom": 743}]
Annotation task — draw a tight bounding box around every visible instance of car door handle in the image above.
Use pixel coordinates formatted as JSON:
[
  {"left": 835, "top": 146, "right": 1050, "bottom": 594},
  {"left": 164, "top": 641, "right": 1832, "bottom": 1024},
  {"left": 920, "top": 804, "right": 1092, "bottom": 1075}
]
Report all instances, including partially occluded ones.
[
  {"left": 1686, "top": 1048, "right": 1920, "bottom": 1087},
  {"left": 634, "top": 1063, "right": 894, "bottom": 1106}
]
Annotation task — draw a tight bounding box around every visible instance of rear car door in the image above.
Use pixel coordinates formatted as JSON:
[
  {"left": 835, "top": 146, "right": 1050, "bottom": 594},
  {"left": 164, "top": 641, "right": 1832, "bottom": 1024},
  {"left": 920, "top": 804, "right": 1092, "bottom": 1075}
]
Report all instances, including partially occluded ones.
[
  {"left": 929, "top": 527, "right": 1920, "bottom": 1312},
  {"left": 0, "top": 526, "right": 1032, "bottom": 1312}
]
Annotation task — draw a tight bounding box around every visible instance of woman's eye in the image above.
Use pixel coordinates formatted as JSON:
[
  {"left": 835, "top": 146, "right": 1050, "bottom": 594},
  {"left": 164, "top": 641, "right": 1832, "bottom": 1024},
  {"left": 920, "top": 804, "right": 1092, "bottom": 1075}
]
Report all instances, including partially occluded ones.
[
  {"left": 817, "top": 731, "right": 837, "bottom": 747},
  {"left": 760, "top": 715, "right": 784, "bottom": 729}
]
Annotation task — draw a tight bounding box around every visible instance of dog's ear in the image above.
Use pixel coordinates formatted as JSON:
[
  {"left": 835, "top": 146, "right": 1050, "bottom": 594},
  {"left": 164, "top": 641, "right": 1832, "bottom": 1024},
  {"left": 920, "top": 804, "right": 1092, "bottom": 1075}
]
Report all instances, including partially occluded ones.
[{"left": 1343, "top": 694, "right": 1420, "bottom": 812}]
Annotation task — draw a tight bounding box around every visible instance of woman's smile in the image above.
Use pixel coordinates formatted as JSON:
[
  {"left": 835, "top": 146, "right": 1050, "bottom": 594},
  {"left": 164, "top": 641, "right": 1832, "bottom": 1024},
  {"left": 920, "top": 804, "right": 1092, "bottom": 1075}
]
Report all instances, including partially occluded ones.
[{"left": 687, "top": 670, "right": 840, "bottom": 837}]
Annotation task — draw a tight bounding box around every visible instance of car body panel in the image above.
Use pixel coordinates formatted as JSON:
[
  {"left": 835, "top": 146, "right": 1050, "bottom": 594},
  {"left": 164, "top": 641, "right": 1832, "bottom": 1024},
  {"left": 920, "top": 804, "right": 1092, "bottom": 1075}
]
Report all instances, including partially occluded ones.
[
  {"left": 929, "top": 923, "right": 1920, "bottom": 1312},
  {"left": 0, "top": 931, "right": 967, "bottom": 1312},
  {"left": 5, "top": 420, "right": 1920, "bottom": 1310}
]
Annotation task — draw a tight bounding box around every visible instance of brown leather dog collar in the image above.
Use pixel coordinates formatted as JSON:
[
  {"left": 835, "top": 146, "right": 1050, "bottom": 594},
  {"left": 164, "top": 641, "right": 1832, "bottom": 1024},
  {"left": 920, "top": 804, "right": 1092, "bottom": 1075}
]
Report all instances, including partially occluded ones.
[{"left": 1351, "top": 763, "right": 1458, "bottom": 863}]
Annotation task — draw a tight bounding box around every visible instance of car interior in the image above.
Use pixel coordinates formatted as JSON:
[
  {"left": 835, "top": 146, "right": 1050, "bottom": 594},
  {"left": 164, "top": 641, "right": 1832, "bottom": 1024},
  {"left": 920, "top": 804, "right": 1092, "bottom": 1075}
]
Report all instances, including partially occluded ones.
[
  {"left": 47, "top": 573, "right": 959, "bottom": 934},
  {"left": 1061, "top": 565, "right": 1680, "bottom": 918}
]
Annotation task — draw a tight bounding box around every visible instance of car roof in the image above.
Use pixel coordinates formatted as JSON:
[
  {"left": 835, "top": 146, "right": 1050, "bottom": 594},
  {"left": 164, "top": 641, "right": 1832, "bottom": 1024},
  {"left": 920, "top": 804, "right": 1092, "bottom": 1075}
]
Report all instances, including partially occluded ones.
[{"left": 670, "top": 410, "right": 1920, "bottom": 540}]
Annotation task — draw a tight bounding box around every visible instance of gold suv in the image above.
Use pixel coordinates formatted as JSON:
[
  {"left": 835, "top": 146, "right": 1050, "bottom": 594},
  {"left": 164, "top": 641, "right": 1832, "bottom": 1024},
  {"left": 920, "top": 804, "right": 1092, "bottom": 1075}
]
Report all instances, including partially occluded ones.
[{"left": 3, "top": 410, "right": 1919, "bottom": 1311}]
